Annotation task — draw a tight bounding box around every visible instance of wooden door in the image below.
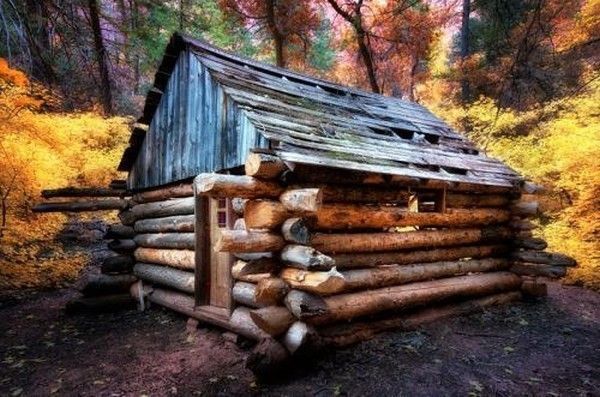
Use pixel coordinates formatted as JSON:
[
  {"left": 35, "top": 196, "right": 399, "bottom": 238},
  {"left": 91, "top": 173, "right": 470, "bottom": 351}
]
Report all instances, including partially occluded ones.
[
  {"left": 208, "top": 198, "right": 234, "bottom": 310},
  {"left": 195, "top": 196, "right": 234, "bottom": 314}
]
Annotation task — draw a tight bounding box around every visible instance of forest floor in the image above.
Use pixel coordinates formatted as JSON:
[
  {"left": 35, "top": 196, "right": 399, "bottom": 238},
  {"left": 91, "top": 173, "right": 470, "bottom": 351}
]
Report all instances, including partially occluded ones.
[{"left": 0, "top": 282, "right": 598, "bottom": 396}]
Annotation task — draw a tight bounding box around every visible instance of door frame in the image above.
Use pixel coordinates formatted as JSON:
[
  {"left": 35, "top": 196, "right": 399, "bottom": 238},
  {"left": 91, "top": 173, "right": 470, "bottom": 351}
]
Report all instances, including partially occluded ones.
[{"left": 194, "top": 195, "right": 234, "bottom": 313}]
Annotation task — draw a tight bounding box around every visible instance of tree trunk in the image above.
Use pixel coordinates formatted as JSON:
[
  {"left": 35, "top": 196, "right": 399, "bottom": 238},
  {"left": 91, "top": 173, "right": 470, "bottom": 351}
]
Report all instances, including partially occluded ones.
[
  {"left": 134, "top": 233, "right": 195, "bottom": 249},
  {"left": 281, "top": 244, "right": 335, "bottom": 270},
  {"left": 318, "top": 291, "right": 522, "bottom": 347},
  {"left": 250, "top": 306, "right": 295, "bottom": 336},
  {"left": 311, "top": 227, "right": 511, "bottom": 254},
  {"left": 216, "top": 230, "right": 285, "bottom": 252},
  {"left": 511, "top": 251, "right": 576, "bottom": 266},
  {"left": 134, "top": 215, "right": 195, "bottom": 233},
  {"left": 133, "top": 263, "right": 194, "bottom": 294},
  {"left": 130, "top": 197, "right": 195, "bottom": 221},
  {"left": 283, "top": 321, "right": 318, "bottom": 354},
  {"left": 281, "top": 218, "right": 312, "bottom": 245},
  {"left": 445, "top": 193, "right": 508, "bottom": 208},
  {"left": 460, "top": 0, "right": 471, "bottom": 102},
  {"left": 195, "top": 174, "right": 283, "bottom": 199},
  {"left": 332, "top": 244, "right": 508, "bottom": 269},
  {"left": 515, "top": 237, "right": 547, "bottom": 250},
  {"left": 105, "top": 224, "right": 135, "bottom": 239},
  {"left": 132, "top": 183, "right": 193, "bottom": 203},
  {"left": 232, "top": 258, "right": 278, "bottom": 282},
  {"left": 107, "top": 239, "right": 136, "bottom": 253},
  {"left": 245, "top": 152, "right": 288, "bottom": 179},
  {"left": 101, "top": 255, "right": 134, "bottom": 274},
  {"left": 41, "top": 187, "right": 126, "bottom": 198},
  {"left": 510, "top": 262, "right": 567, "bottom": 278},
  {"left": 232, "top": 282, "right": 264, "bottom": 308},
  {"left": 32, "top": 199, "right": 128, "bottom": 212},
  {"left": 295, "top": 184, "right": 410, "bottom": 204},
  {"left": 134, "top": 248, "right": 195, "bottom": 270},
  {"left": 281, "top": 258, "right": 509, "bottom": 295},
  {"left": 511, "top": 201, "right": 539, "bottom": 216},
  {"left": 280, "top": 189, "right": 322, "bottom": 212},
  {"left": 255, "top": 277, "right": 289, "bottom": 306},
  {"left": 265, "top": 0, "right": 285, "bottom": 67},
  {"left": 285, "top": 272, "right": 522, "bottom": 325},
  {"left": 87, "top": 0, "right": 113, "bottom": 114},
  {"left": 244, "top": 202, "right": 510, "bottom": 230}
]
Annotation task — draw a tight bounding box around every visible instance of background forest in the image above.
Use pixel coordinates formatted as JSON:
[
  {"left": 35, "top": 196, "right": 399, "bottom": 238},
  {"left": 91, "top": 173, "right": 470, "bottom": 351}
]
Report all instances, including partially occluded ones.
[{"left": 0, "top": 0, "right": 598, "bottom": 290}]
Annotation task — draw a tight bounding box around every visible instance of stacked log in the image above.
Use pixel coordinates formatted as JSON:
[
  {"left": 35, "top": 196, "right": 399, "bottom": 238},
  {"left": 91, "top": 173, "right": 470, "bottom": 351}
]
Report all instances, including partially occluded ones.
[
  {"left": 507, "top": 188, "right": 577, "bottom": 296},
  {"left": 125, "top": 183, "right": 196, "bottom": 298},
  {"left": 196, "top": 151, "right": 523, "bottom": 368},
  {"left": 32, "top": 184, "right": 138, "bottom": 312}
]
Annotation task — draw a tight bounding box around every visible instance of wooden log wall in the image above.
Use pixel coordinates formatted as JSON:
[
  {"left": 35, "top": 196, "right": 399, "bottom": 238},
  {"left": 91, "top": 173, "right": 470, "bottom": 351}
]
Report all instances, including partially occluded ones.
[
  {"left": 507, "top": 185, "right": 577, "bottom": 296},
  {"left": 125, "top": 183, "right": 197, "bottom": 298},
  {"left": 32, "top": 183, "right": 139, "bottom": 312},
  {"left": 195, "top": 152, "right": 528, "bottom": 363}
]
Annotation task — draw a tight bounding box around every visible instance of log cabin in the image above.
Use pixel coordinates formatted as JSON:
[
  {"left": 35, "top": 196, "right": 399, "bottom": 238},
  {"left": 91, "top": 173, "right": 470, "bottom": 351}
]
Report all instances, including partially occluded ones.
[{"left": 34, "top": 33, "right": 576, "bottom": 371}]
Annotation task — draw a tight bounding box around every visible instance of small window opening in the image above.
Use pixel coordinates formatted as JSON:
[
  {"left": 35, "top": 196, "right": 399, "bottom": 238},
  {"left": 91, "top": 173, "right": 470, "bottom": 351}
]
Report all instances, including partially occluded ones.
[
  {"left": 391, "top": 127, "right": 414, "bottom": 140},
  {"left": 415, "top": 189, "right": 446, "bottom": 213},
  {"left": 442, "top": 166, "right": 468, "bottom": 176},
  {"left": 368, "top": 126, "right": 394, "bottom": 137},
  {"left": 424, "top": 134, "right": 440, "bottom": 144}
]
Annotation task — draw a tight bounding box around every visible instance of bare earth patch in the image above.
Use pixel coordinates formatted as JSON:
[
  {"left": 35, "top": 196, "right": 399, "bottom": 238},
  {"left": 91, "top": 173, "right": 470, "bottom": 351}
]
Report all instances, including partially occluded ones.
[{"left": 0, "top": 282, "right": 598, "bottom": 396}]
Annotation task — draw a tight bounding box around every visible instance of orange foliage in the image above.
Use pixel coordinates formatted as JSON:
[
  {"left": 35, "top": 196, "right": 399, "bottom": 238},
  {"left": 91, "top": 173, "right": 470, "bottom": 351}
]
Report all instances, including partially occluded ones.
[{"left": 0, "top": 59, "right": 129, "bottom": 289}]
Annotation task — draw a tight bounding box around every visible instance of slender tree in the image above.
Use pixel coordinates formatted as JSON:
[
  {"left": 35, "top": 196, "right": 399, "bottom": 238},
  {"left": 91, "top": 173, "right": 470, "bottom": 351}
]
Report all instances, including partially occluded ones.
[
  {"left": 220, "top": 0, "right": 320, "bottom": 69},
  {"left": 326, "top": 0, "right": 380, "bottom": 93},
  {"left": 460, "top": 0, "right": 470, "bottom": 102},
  {"left": 87, "top": 0, "right": 112, "bottom": 115}
]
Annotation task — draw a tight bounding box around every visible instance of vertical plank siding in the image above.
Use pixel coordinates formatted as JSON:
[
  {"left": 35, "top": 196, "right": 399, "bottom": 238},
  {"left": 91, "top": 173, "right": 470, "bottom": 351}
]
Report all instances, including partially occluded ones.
[{"left": 128, "top": 50, "right": 267, "bottom": 190}]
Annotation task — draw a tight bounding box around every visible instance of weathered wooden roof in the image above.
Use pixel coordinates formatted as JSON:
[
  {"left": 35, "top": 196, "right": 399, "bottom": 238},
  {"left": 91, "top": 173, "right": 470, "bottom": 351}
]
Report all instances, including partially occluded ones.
[{"left": 119, "top": 33, "right": 521, "bottom": 188}]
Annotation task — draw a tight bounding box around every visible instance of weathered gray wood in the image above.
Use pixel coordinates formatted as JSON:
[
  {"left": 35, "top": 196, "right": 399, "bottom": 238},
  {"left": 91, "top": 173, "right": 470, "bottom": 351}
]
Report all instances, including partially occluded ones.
[
  {"left": 42, "top": 187, "right": 126, "bottom": 198},
  {"left": 130, "top": 197, "right": 195, "bottom": 221},
  {"left": 510, "top": 263, "right": 567, "bottom": 278},
  {"left": 134, "top": 215, "right": 195, "bottom": 233},
  {"left": 133, "top": 263, "right": 195, "bottom": 294},
  {"left": 512, "top": 251, "right": 576, "bottom": 267},
  {"left": 101, "top": 255, "right": 134, "bottom": 274},
  {"left": 127, "top": 52, "right": 268, "bottom": 189},
  {"left": 134, "top": 233, "right": 195, "bottom": 249},
  {"left": 281, "top": 245, "right": 335, "bottom": 270},
  {"left": 33, "top": 199, "right": 128, "bottom": 213},
  {"left": 105, "top": 224, "right": 135, "bottom": 239},
  {"left": 107, "top": 239, "right": 136, "bottom": 253},
  {"left": 515, "top": 238, "right": 548, "bottom": 250},
  {"left": 132, "top": 183, "right": 193, "bottom": 203},
  {"left": 232, "top": 282, "right": 265, "bottom": 308}
]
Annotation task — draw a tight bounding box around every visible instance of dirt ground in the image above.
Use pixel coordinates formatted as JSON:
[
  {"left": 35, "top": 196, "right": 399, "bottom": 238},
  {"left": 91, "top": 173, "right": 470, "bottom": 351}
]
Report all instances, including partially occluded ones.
[{"left": 0, "top": 282, "right": 598, "bottom": 396}]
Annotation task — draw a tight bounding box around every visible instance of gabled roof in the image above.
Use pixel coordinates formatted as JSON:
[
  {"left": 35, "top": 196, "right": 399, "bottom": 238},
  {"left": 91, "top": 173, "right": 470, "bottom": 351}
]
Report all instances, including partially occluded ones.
[{"left": 119, "top": 33, "right": 521, "bottom": 188}]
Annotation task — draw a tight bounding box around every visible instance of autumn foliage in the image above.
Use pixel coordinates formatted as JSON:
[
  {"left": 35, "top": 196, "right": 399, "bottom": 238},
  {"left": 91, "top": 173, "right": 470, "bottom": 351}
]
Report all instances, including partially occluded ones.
[{"left": 0, "top": 60, "right": 129, "bottom": 289}]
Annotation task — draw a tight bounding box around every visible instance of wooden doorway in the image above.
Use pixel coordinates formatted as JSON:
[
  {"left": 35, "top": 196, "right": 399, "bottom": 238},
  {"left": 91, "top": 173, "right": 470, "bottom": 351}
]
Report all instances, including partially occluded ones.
[{"left": 195, "top": 196, "right": 235, "bottom": 315}]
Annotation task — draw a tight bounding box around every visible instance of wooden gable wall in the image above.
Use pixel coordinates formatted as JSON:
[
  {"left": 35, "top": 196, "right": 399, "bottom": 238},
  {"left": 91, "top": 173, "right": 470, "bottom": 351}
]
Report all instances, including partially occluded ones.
[{"left": 128, "top": 49, "right": 268, "bottom": 190}]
